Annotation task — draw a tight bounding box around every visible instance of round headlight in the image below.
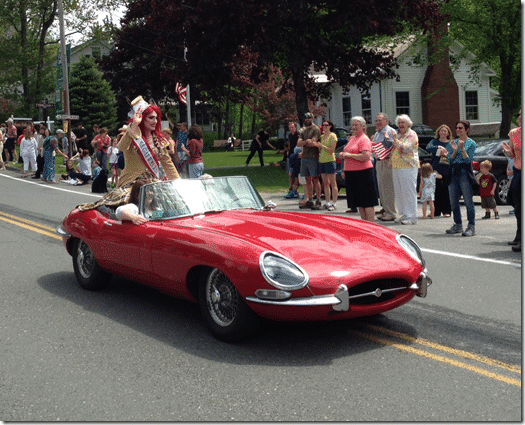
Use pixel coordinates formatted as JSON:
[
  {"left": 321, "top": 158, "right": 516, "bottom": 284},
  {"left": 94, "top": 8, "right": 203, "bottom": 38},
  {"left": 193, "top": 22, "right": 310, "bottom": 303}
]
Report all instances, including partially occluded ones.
[
  {"left": 259, "top": 251, "right": 309, "bottom": 290},
  {"left": 397, "top": 234, "right": 425, "bottom": 268}
]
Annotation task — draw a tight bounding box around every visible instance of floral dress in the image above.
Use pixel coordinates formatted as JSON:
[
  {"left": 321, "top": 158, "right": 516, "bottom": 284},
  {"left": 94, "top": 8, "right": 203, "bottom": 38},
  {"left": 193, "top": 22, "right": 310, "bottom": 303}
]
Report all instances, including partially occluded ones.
[
  {"left": 42, "top": 136, "right": 58, "bottom": 181},
  {"left": 420, "top": 172, "right": 438, "bottom": 202}
]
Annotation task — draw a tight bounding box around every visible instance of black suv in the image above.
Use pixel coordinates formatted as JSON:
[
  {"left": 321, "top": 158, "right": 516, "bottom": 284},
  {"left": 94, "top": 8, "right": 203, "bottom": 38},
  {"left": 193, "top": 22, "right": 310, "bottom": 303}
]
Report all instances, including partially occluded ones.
[{"left": 472, "top": 139, "right": 511, "bottom": 205}]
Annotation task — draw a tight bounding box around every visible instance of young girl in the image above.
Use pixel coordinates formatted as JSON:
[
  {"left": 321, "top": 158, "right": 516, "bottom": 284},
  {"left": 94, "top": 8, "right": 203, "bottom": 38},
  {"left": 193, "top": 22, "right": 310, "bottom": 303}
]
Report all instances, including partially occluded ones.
[
  {"left": 107, "top": 138, "right": 120, "bottom": 187},
  {"left": 60, "top": 159, "right": 76, "bottom": 181},
  {"left": 419, "top": 163, "right": 442, "bottom": 219},
  {"left": 20, "top": 128, "right": 38, "bottom": 177}
]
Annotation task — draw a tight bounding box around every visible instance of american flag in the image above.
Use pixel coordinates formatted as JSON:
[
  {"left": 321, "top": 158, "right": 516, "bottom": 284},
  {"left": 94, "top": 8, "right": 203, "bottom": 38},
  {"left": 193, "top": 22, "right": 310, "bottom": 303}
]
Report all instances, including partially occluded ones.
[
  {"left": 175, "top": 83, "right": 187, "bottom": 105},
  {"left": 372, "top": 141, "right": 393, "bottom": 160}
]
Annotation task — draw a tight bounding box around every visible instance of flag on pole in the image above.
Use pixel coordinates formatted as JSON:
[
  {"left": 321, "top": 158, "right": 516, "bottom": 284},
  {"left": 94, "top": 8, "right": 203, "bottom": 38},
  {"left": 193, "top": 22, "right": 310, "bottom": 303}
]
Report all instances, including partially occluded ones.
[{"left": 175, "top": 83, "right": 187, "bottom": 105}]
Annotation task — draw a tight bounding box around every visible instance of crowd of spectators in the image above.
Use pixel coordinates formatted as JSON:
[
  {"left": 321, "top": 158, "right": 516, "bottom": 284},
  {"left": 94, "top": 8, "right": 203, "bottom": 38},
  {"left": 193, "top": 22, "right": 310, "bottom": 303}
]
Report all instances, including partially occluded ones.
[
  {"left": 0, "top": 115, "right": 203, "bottom": 187},
  {"left": 275, "top": 109, "right": 519, "bottom": 244},
  {"left": 2, "top": 105, "right": 520, "bottom": 248}
]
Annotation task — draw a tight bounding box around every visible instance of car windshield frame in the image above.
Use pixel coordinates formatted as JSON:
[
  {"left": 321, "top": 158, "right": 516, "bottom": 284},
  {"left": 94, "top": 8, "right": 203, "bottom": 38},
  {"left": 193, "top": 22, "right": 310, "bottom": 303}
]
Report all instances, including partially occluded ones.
[{"left": 138, "top": 176, "right": 265, "bottom": 220}]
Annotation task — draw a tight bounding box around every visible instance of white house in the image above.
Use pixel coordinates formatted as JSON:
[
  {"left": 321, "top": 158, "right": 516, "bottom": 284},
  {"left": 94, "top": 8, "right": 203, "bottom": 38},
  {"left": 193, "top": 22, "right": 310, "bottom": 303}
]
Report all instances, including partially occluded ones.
[
  {"left": 70, "top": 39, "right": 112, "bottom": 64},
  {"left": 319, "top": 36, "right": 502, "bottom": 136}
]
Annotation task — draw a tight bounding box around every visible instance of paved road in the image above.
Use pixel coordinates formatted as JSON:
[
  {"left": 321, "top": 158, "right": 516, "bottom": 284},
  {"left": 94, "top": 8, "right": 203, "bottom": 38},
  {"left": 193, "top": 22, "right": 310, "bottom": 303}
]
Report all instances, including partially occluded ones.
[{"left": 0, "top": 169, "right": 521, "bottom": 421}]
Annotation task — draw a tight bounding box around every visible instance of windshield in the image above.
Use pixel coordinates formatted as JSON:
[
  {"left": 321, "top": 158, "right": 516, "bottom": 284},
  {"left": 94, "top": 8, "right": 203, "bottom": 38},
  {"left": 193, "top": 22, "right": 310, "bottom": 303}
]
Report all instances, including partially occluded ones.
[{"left": 138, "top": 176, "right": 265, "bottom": 220}]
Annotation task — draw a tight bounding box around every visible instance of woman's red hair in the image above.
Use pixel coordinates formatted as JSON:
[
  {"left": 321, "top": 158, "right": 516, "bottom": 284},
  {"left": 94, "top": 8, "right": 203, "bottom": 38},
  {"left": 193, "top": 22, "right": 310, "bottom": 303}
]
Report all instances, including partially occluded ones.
[{"left": 128, "top": 103, "right": 166, "bottom": 141}]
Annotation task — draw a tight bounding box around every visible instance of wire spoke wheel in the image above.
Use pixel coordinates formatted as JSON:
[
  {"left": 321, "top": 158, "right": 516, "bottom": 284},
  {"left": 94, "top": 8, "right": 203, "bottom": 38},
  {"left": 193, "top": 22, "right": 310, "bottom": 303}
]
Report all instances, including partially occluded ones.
[
  {"left": 198, "top": 268, "right": 260, "bottom": 342},
  {"left": 76, "top": 240, "right": 95, "bottom": 280},
  {"left": 205, "top": 269, "right": 239, "bottom": 327},
  {"left": 72, "top": 239, "right": 111, "bottom": 290}
]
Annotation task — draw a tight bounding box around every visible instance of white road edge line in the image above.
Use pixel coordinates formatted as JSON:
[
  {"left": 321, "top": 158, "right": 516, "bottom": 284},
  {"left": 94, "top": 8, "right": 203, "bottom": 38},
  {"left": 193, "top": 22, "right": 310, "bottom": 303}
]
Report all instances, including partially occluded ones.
[
  {"left": 2, "top": 171, "right": 522, "bottom": 268},
  {"left": 0, "top": 172, "right": 103, "bottom": 198},
  {"left": 421, "top": 248, "right": 521, "bottom": 268}
]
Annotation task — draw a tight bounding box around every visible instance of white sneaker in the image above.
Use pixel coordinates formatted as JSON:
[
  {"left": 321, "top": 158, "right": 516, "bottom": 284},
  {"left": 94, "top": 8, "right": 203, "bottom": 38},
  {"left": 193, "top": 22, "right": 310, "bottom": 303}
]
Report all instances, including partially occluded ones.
[
  {"left": 394, "top": 215, "right": 407, "bottom": 224},
  {"left": 401, "top": 219, "right": 417, "bottom": 225}
]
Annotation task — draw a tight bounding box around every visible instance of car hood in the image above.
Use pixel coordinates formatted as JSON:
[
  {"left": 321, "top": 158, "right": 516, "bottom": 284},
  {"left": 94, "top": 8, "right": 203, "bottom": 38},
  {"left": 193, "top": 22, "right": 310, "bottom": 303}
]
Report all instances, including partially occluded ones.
[{"left": 173, "top": 210, "right": 420, "bottom": 283}]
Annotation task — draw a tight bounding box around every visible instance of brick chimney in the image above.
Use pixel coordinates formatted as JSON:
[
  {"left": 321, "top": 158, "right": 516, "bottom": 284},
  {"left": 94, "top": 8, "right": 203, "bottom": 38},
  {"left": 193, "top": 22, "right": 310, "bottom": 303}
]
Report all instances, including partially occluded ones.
[{"left": 421, "top": 21, "right": 460, "bottom": 133}]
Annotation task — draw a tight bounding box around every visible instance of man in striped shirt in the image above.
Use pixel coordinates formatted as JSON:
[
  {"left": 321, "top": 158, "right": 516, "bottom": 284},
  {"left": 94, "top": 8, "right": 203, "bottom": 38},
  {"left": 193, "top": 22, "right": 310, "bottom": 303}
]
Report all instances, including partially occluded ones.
[{"left": 373, "top": 113, "right": 397, "bottom": 221}]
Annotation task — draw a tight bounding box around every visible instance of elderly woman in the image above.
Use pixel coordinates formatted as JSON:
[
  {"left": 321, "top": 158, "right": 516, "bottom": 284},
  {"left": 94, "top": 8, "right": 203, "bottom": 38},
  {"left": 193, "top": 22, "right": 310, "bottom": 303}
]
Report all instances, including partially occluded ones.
[
  {"left": 425, "top": 124, "right": 453, "bottom": 217},
  {"left": 384, "top": 114, "right": 420, "bottom": 225},
  {"left": 339, "top": 116, "right": 378, "bottom": 222},
  {"left": 78, "top": 96, "right": 179, "bottom": 211},
  {"left": 445, "top": 120, "right": 477, "bottom": 236}
]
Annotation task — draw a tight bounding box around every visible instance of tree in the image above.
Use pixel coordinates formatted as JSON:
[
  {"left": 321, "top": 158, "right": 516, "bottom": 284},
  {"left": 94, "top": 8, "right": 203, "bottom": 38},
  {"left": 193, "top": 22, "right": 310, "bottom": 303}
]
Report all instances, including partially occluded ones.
[
  {"left": 442, "top": 0, "right": 521, "bottom": 136},
  {"left": 102, "top": 0, "right": 443, "bottom": 126},
  {"left": 69, "top": 55, "right": 118, "bottom": 133},
  {"left": 0, "top": 0, "right": 123, "bottom": 119}
]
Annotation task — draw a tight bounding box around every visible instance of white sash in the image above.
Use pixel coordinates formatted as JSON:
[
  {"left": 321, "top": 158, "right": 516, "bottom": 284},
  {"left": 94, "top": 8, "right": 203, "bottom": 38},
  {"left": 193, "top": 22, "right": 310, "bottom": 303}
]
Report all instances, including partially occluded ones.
[{"left": 132, "top": 136, "right": 165, "bottom": 179}]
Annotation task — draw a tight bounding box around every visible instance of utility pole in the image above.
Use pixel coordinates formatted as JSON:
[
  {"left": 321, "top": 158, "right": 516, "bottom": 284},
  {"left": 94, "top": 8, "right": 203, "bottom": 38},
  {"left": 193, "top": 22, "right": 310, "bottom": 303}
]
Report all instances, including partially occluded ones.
[
  {"left": 184, "top": 47, "right": 191, "bottom": 127},
  {"left": 57, "top": 0, "right": 72, "bottom": 157}
]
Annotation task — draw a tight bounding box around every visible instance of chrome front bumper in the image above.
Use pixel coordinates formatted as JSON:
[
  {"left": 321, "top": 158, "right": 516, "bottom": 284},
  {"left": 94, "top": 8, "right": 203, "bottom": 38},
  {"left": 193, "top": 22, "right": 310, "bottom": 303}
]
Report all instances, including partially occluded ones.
[{"left": 246, "top": 271, "right": 432, "bottom": 312}]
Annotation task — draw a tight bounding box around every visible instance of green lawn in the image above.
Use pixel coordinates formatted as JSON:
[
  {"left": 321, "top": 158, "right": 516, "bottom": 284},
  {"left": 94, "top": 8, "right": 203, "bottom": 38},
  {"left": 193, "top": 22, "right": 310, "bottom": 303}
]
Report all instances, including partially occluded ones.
[
  {"left": 202, "top": 150, "right": 291, "bottom": 193},
  {"left": 8, "top": 147, "right": 291, "bottom": 193},
  {"left": 202, "top": 149, "right": 283, "bottom": 167}
]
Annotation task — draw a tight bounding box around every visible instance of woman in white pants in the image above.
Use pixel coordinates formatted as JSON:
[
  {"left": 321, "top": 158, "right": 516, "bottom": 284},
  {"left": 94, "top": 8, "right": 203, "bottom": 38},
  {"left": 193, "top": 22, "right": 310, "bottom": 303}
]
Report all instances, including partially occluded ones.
[
  {"left": 20, "top": 128, "right": 38, "bottom": 177},
  {"left": 384, "top": 115, "right": 420, "bottom": 224}
]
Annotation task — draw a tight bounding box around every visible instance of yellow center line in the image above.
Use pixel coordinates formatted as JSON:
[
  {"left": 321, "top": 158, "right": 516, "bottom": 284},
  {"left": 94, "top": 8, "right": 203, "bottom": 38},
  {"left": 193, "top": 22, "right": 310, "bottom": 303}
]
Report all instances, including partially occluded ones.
[
  {"left": 359, "top": 323, "right": 521, "bottom": 374},
  {"left": 0, "top": 210, "right": 520, "bottom": 387},
  {"left": 0, "top": 212, "right": 61, "bottom": 241},
  {"left": 352, "top": 330, "right": 521, "bottom": 388}
]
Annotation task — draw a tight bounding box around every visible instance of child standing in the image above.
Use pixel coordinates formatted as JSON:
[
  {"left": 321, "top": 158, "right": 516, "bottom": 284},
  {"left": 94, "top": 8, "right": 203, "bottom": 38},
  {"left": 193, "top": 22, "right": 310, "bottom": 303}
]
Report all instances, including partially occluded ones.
[
  {"left": 107, "top": 138, "right": 120, "bottom": 188},
  {"left": 478, "top": 160, "right": 499, "bottom": 219},
  {"left": 19, "top": 128, "right": 38, "bottom": 177},
  {"left": 419, "top": 163, "right": 442, "bottom": 219}
]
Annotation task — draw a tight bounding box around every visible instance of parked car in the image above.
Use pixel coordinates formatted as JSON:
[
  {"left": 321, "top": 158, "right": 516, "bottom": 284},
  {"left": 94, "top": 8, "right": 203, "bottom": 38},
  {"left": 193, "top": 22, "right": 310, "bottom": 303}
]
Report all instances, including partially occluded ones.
[
  {"left": 334, "top": 126, "right": 350, "bottom": 148},
  {"left": 57, "top": 176, "right": 432, "bottom": 342},
  {"left": 390, "top": 123, "right": 435, "bottom": 150},
  {"left": 411, "top": 124, "right": 435, "bottom": 150},
  {"left": 472, "top": 139, "right": 511, "bottom": 205}
]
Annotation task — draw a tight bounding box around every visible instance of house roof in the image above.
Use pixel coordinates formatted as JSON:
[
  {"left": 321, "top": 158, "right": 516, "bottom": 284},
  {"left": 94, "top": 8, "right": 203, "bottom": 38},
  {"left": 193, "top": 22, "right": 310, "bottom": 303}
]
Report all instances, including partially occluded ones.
[
  {"left": 312, "top": 34, "right": 497, "bottom": 83},
  {"left": 71, "top": 39, "right": 112, "bottom": 53}
]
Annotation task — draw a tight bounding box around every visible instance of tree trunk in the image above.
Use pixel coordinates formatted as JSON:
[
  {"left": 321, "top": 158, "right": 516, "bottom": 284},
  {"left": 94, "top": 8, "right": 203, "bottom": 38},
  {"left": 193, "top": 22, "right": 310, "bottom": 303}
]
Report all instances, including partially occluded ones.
[
  {"left": 238, "top": 103, "right": 244, "bottom": 139},
  {"left": 498, "top": 51, "right": 514, "bottom": 138},
  {"left": 224, "top": 88, "right": 230, "bottom": 139},
  {"left": 35, "top": 1, "right": 58, "bottom": 116},
  {"left": 19, "top": 4, "right": 30, "bottom": 113},
  {"left": 251, "top": 106, "right": 256, "bottom": 136},
  {"left": 290, "top": 63, "right": 308, "bottom": 127}
]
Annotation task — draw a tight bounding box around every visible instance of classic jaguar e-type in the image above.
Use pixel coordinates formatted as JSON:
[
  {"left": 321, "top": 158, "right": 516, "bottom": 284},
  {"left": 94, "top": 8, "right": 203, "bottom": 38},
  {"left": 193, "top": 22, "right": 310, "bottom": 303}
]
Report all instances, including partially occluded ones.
[{"left": 57, "top": 176, "right": 431, "bottom": 342}]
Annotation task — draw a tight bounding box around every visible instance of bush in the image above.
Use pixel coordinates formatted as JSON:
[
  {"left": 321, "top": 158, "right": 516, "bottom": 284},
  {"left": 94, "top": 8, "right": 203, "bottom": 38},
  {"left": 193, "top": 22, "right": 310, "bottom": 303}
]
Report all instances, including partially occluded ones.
[{"left": 202, "top": 130, "right": 216, "bottom": 151}]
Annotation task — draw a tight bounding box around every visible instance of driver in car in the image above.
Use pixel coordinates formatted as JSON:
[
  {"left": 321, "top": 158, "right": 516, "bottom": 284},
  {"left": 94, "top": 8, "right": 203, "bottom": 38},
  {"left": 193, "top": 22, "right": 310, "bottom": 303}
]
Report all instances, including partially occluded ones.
[{"left": 115, "top": 179, "right": 158, "bottom": 225}]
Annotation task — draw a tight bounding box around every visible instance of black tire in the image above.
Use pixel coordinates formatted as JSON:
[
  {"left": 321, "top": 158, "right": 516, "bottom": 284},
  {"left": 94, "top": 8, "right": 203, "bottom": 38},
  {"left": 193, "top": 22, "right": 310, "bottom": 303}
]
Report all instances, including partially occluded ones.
[
  {"left": 72, "top": 239, "right": 111, "bottom": 290},
  {"left": 495, "top": 176, "right": 510, "bottom": 205},
  {"left": 198, "top": 268, "right": 260, "bottom": 342}
]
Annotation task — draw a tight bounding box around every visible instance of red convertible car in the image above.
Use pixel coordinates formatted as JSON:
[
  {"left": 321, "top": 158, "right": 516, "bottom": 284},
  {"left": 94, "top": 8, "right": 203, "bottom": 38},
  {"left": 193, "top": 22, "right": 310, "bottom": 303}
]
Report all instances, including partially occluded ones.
[{"left": 57, "top": 176, "right": 432, "bottom": 342}]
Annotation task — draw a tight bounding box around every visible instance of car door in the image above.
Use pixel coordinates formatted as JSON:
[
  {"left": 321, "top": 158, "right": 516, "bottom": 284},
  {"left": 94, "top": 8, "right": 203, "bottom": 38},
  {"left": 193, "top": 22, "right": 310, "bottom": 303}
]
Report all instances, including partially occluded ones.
[{"left": 98, "top": 216, "right": 157, "bottom": 283}]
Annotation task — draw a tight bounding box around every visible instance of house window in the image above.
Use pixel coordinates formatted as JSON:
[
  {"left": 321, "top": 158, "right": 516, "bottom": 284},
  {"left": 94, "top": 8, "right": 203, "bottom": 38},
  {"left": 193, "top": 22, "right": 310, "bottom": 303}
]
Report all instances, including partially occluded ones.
[
  {"left": 195, "top": 106, "right": 211, "bottom": 126},
  {"left": 361, "top": 93, "right": 372, "bottom": 125},
  {"left": 342, "top": 97, "right": 352, "bottom": 127},
  {"left": 465, "top": 91, "right": 479, "bottom": 121},
  {"left": 395, "top": 91, "right": 410, "bottom": 116},
  {"left": 91, "top": 46, "right": 101, "bottom": 59}
]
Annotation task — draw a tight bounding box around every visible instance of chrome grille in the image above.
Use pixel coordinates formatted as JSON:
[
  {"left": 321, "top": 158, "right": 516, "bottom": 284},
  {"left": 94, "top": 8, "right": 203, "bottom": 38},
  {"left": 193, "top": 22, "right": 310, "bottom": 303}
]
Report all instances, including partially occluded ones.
[{"left": 347, "top": 278, "right": 410, "bottom": 305}]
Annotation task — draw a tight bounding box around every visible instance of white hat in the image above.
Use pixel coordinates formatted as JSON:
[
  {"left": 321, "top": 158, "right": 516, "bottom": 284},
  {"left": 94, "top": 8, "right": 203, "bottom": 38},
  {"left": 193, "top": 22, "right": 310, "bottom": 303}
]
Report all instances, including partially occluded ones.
[{"left": 56, "top": 129, "right": 64, "bottom": 134}]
